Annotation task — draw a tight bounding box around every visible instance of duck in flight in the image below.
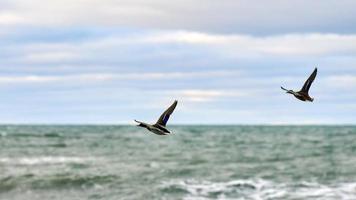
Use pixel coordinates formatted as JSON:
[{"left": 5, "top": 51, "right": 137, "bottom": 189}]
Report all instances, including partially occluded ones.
[
  {"left": 281, "top": 68, "right": 317, "bottom": 102},
  {"left": 135, "top": 100, "right": 178, "bottom": 135}
]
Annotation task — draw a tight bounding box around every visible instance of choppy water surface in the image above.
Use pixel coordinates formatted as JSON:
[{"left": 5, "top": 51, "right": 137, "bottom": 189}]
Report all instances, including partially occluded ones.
[{"left": 0, "top": 125, "right": 356, "bottom": 199}]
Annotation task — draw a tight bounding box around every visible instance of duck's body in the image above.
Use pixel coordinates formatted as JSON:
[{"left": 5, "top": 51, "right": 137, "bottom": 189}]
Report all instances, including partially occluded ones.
[
  {"left": 281, "top": 87, "right": 314, "bottom": 102},
  {"left": 135, "top": 100, "right": 177, "bottom": 135},
  {"left": 281, "top": 68, "right": 317, "bottom": 102},
  {"left": 135, "top": 120, "right": 170, "bottom": 135}
]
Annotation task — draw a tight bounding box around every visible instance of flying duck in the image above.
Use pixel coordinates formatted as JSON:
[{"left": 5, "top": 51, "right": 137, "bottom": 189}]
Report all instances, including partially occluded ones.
[
  {"left": 281, "top": 68, "right": 317, "bottom": 102},
  {"left": 134, "top": 100, "right": 178, "bottom": 135}
]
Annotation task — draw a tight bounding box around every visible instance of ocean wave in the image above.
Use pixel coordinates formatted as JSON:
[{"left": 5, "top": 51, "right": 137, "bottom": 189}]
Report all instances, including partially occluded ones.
[
  {"left": 0, "top": 131, "right": 7, "bottom": 137},
  {"left": 31, "top": 174, "right": 115, "bottom": 190},
  {"left": 0, "top": 156, "right": 95, "bottom": 165},
  {"left": 161, "top": 179, "right": 356, "bottom": 200},
  {"left": 0, "top": 174, "right": 116, "bottom": 192},
  {"left": 4, "top": 132, "right": 63, "bottom": 138}
]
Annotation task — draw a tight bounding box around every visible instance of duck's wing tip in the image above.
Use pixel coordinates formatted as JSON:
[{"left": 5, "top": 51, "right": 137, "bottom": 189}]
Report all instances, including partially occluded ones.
[
  {"left": 301, "top": 67, "right": 318, "bottom": 93},
  {"left": 313, "top": 67, "right": 318, "bottom": 75},
  {"left": 155, "top": 100, "right": 178, "bottom": 127}
]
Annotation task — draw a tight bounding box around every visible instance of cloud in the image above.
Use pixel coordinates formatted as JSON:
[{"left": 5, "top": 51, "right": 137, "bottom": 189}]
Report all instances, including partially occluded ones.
[
  {"left": 327, "top": 75, "right": 356, "bottom": 88},
  {"left": 0, "top": 12, "right": 25, "bottom": 25},
  {"left": 179, "top": 90, "right": 223, "bottom": 102},
  {"left": 1, "top": 0, "right": 356, "bottom": 34},
  {"left": 23, "top": 52, "right": 79, "bottom": 62},
  {"left": 0, "top": 70, "right": 240, "bottom": 84},
  {"left": 143, "top": 31, "right": 232, "bottom": 44},
  {"left": 143, "top": 31, "right": 356, "bottom": 56},
  {"left": 158, "top": 89, "right": 253, "bottom": 104},
  {"left": 7, "top": 30, "right": 356, "bottom": 67}
]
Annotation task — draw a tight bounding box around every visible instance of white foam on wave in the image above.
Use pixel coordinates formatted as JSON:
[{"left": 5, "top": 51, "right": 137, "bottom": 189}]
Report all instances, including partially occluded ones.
[
  {"left": 0, "top": 156, "right": 95, "bottom": 165},
  {"left": 294, "top": 182, "right": 356, "bottom": 200},
  {"left": 161, "top": 179, "right": 356, "bottom": 200}
]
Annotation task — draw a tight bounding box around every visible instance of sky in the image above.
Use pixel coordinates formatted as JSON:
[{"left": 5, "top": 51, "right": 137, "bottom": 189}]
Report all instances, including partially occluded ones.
[{"left": 0, "top": 0, "right": 355, "bottom": 124}]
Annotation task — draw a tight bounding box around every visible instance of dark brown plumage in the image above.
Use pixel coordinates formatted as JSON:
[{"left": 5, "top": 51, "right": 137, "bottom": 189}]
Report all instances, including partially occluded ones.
[
  {"left": 281, "top": 68, "right": 317, "bottom": 102},
  {"left": 134, "top": 100, "right": 178, "bottom": 135}
]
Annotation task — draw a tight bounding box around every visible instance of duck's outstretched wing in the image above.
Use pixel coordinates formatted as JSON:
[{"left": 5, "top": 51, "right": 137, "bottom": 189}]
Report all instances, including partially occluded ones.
[
  {"left": 155, "top": 100, "right": 178, "bottom": 127},
  {"left": 301, "top": 68, "right": 317, "bottom": 93}
]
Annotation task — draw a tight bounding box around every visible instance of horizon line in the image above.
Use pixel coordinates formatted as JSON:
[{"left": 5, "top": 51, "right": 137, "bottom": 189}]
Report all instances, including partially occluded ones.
[{"left": 0, "top": 123, "right": 355, "bottom": 126}]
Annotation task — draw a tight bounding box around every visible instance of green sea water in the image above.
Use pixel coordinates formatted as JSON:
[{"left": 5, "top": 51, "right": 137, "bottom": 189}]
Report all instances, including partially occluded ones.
[{"left": 0, "top": 125, "right": 356, "bottom": 200}]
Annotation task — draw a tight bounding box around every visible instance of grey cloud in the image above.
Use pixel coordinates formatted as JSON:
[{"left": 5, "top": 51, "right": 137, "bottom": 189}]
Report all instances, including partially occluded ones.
[{"left": 1, "top": 0, "right": 356, "bottom": 34}]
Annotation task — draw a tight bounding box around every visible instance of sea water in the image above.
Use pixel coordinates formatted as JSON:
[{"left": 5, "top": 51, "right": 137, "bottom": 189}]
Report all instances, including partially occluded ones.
[{"left": 0, "top": 125, "right": 356, "bottom": 200}]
